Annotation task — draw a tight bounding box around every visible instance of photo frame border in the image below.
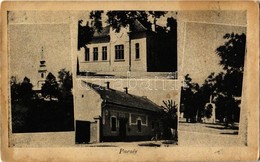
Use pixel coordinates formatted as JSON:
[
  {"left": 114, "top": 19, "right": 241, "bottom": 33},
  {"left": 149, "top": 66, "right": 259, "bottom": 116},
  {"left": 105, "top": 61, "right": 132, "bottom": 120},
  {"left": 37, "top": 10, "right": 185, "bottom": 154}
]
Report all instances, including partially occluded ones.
[{"left": 1, "top": 1, "right": 259, "bottom": 161}]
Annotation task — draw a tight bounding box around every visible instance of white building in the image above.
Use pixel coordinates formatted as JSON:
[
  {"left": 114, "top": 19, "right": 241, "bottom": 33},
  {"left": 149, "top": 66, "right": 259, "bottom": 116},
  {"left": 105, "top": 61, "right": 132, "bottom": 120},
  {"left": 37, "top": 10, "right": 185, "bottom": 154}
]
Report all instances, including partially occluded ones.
[{"left": 77, "top": 20, "right": 177, "bottom": 74}]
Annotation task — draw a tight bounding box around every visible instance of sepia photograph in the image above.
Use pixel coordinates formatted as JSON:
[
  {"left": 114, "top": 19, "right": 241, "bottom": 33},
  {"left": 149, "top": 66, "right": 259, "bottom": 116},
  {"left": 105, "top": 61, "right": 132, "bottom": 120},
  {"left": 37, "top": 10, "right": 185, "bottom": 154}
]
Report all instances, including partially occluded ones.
[
  {"left": 9, "top": 25, "right": 74, "bottom": 134},
  {"left": 76, "top": 11, "right": 177, "bottom": 78},
  {"left": 177, "top": 11, "right": 247, "bottom": 146},
  {"left": 73, "top": 79, "right": 179, "bottom": 147},
  {"left": 7, "top": 10, "right": 179, "bottom": 147},
  {"left": 5, "top": 9, "right": 250, "bottom": 147},
  {"left": 1, "top": 1, "right": 259, "bottom": 162}
]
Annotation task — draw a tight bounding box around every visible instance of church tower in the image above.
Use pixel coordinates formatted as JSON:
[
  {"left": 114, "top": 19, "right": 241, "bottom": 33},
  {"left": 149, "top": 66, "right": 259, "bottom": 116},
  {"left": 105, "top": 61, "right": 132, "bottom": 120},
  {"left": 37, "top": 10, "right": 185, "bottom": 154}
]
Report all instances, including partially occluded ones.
[{"left": 37, "top": 47, "right": 47, "bottom": 90}]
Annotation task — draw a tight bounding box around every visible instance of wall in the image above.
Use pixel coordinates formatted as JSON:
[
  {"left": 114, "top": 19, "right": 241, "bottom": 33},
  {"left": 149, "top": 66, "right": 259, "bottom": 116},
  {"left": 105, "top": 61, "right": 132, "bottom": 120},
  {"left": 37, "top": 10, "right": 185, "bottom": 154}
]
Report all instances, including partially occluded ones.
[
  {"left": 79, "top": 42, "right": 111, "bottom": 72},
  {"left": 74, "top": 79, "right": 102, "bottom": 121},
  {"left": 78, "top": 26, "right": 132, "bottom": 73},
  {"left": 90, "top": 121, "right": 98, "bottom": 143},
  {"left": 109, "top": 27, "right": 130, "bottom": 72},
  {"left": 101, "top": 103, "right": 159, "bottom": 141},
  {"left": 130, "top": 36, "right": 147, "bottom": 72}
]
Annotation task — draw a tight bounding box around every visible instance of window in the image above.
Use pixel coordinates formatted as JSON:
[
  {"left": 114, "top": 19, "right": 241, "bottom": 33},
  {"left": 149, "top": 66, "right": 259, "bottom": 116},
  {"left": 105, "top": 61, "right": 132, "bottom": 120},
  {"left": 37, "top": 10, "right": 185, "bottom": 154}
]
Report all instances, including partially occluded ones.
[
  {"left": 135, "top": 43, "right": 140, "bottom": 59},
  {"left": 111, "top": 116, "right": 117, "bottom": 131},
  {"left": 102, "top": 46, "right": 107, "bottom": 60},
  {"left": 115, "top": 45, "right": 124, "bottom": 60},
  {"left": 137, "top": 120, "right": 142, "bottom": 132},
  {"left": 93, "top": 47, "right": 98, "bottom": 61},
  {"left": 85, "top": 48, "right": 89, "bottom": 61},
  {"left": 41, "top": 73, "right": 44, "bottom": 78}
]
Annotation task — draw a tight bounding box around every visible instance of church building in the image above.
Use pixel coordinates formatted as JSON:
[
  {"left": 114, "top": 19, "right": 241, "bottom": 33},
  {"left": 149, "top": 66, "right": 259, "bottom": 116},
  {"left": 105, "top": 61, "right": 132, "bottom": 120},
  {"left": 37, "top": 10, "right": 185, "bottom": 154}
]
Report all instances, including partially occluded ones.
[
  {"left": 34, "top": 47, "right": 48, "bottom": 91},
  {"left": 31, "top": 46, "right": 48, "bottom": 96}
]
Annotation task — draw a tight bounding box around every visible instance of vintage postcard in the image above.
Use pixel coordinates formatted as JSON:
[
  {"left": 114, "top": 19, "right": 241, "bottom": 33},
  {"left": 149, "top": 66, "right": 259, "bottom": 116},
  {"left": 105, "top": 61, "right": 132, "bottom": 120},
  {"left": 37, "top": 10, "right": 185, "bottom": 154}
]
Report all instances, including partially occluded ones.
[{"left": 1, "top": 1, "right": 259, "bottom": 161}]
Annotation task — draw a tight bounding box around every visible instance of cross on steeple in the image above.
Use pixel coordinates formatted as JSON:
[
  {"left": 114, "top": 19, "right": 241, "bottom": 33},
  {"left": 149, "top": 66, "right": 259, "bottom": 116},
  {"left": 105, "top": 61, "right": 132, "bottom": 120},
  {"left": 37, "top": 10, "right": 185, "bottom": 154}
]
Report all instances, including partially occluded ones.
[{"left": 41, "top": 46, "right": 44, "bottom": 60}]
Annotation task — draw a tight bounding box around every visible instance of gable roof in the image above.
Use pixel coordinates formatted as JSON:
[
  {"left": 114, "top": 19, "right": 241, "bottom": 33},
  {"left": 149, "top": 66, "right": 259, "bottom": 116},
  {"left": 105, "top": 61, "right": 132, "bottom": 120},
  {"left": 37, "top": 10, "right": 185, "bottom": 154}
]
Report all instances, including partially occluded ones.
[
  {"left": 92, "top": 19, "right": 148, "bottom": 39},
  {"left": 131, "top": 19, "right": 147, "bottom": 32},
  {"left": 93, "top": 25, "right": 110, "bottom": 38},
  {"left": 83, "top": 81, "right": 161, "bottom": 112}
]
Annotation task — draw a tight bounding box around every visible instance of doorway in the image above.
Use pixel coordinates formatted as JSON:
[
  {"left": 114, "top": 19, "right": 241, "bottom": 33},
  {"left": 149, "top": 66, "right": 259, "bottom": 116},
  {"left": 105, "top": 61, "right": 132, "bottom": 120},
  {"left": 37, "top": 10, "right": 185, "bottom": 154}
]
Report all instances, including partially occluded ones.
[
  {"left": 75, "top": 120, "right": 90, "bottom": 144},
  {"left": 119, "top": 118, "right": 127, "bottom": 141}
]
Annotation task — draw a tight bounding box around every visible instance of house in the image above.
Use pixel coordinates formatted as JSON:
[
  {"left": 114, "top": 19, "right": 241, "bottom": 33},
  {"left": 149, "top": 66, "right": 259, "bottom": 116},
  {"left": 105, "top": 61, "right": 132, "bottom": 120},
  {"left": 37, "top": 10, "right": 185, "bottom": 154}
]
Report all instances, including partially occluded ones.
[
  {"left": 74, "top": 81, "right": 163, "bottom": 143},
  {"left": 77, "top": 19, "right": 177, "bottom": 74}
]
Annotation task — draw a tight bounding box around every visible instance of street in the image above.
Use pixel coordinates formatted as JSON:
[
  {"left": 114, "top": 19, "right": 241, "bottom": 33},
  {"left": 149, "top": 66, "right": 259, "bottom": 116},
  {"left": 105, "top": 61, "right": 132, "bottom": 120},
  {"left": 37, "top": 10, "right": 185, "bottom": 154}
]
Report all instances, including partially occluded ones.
[{"left": 178, "top": 118, "right": 245, "bottom": 146}]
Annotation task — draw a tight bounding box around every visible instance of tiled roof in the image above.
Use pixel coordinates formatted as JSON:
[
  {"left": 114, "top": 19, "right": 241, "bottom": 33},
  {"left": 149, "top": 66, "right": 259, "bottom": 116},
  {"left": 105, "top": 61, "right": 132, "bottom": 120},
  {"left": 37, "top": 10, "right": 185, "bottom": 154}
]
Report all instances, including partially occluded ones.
[{"left": 84, "top": 81, "right": 161, "bottom": 112}]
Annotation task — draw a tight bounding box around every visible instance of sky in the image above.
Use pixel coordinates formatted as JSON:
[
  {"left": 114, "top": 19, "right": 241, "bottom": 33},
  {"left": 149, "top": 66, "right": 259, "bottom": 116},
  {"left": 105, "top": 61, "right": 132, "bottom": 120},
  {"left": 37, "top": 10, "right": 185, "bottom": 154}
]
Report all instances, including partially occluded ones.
[
  {"left": 182, "top": 22, "right": 246, "bottom": 85},
  {"left": 176, "top": 10, "right": 247, "bottom": 85},
  {"left": 9, "top": 24, "right": 72, "bottom": 87}
]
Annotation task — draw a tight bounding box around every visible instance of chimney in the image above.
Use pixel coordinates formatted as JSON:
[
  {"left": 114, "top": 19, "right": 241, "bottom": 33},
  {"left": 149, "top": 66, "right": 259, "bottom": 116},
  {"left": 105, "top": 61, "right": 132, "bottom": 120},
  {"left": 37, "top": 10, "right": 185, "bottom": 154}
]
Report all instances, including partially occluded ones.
[
  {"left": 105, "top": 81, "right": 110, "bottom": 89},
  {"left": 151, "top": 18, "right": 156, "bottom": 32},
  {"left": 151, "top": 24, "right": 156, "bottom": 32},
  {"left": 123, "top": 87, "right": 128, "bottom": 94}
]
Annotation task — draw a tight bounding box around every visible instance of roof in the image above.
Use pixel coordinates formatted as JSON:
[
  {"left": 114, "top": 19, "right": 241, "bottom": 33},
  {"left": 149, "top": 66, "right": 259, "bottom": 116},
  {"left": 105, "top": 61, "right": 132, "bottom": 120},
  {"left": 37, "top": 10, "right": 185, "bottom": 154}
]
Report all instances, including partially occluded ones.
[
  {"left": 92, "top": 19, "right": 147, "bottom": 39},
  {"left": 93, "top": 25, "right": 110, "bottom": 38},
  {"left": 131, "top": 19, "right": 147, "bottom": 32},
  {"left": 84, "top": 81, "right": 161, "bottom": 112}
]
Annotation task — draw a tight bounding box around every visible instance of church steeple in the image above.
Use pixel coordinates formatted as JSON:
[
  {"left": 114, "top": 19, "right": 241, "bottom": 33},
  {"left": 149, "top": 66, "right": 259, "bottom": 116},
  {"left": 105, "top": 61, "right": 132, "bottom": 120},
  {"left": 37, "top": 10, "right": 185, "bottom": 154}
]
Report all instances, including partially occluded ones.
[
  {"left": 40, "top": 46, "right": 46, "bottom": 66},
  {"left": 37, "top": 46, "right": 47, "bottom": 90},
  {"left": 41, "top": 46, "right": 44, "bottom": 60}
]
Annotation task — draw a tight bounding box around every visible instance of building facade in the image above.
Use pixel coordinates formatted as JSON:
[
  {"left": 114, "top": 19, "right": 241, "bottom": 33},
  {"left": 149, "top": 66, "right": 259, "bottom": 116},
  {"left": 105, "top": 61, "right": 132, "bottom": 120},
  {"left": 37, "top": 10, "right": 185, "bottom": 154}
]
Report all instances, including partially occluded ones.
[
  {"left": 74, "top": 81, "right": 162, "bottom": 143},
  {"left": 77, "top": 20, "right": 177, "bottom": 74}
]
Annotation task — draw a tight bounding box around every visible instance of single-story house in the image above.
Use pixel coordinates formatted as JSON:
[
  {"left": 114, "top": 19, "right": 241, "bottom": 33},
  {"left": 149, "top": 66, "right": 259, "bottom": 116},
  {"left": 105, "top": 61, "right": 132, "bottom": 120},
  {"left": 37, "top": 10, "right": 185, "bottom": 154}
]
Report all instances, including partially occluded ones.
[{"left": 74, "top": 81, "right": 162, "bottom": 143}]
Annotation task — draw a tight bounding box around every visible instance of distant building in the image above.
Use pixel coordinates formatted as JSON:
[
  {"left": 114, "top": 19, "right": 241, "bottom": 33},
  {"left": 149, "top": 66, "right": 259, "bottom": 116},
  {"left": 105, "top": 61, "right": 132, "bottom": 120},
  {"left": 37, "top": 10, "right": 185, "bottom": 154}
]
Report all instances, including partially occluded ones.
[
  {"left": 33, "top": 47, "right": 59, "bottom": 101},
  {"left": 202, "top": 95, "right": 216, "bottom": 124},
  {"left": 74, "top": 81, "right": 162, "bottom": 143},
  {"left": 77, "top": 20, "right": 177, "bottom": 74},
  {"left": 34, "top": 47, "right": 48, "bottom": 91}
]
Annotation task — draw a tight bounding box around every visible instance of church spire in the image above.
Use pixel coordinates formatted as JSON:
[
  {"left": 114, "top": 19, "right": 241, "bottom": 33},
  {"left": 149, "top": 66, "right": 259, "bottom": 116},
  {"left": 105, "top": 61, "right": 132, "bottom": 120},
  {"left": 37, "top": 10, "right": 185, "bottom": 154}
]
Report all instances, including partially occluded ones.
[
  {"left": 37, "top": 46, "right": 47, "bottom": 90},
  {"left": 40, "top": 46, "right": 46, "bottom": 65},
  {"left": 41, "top": 46, "right": 44, "bottom": 60}
]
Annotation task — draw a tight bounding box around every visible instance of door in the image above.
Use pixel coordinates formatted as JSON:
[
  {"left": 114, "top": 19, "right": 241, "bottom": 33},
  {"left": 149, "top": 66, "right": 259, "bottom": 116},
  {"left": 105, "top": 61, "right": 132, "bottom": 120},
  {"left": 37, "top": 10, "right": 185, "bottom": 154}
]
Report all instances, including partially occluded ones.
[
  {"left": 75, "top": 120, "right": 90, "bottom": 144},
  {"left": 119, "top": 118, "right": 127, "bottom": 141}
]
